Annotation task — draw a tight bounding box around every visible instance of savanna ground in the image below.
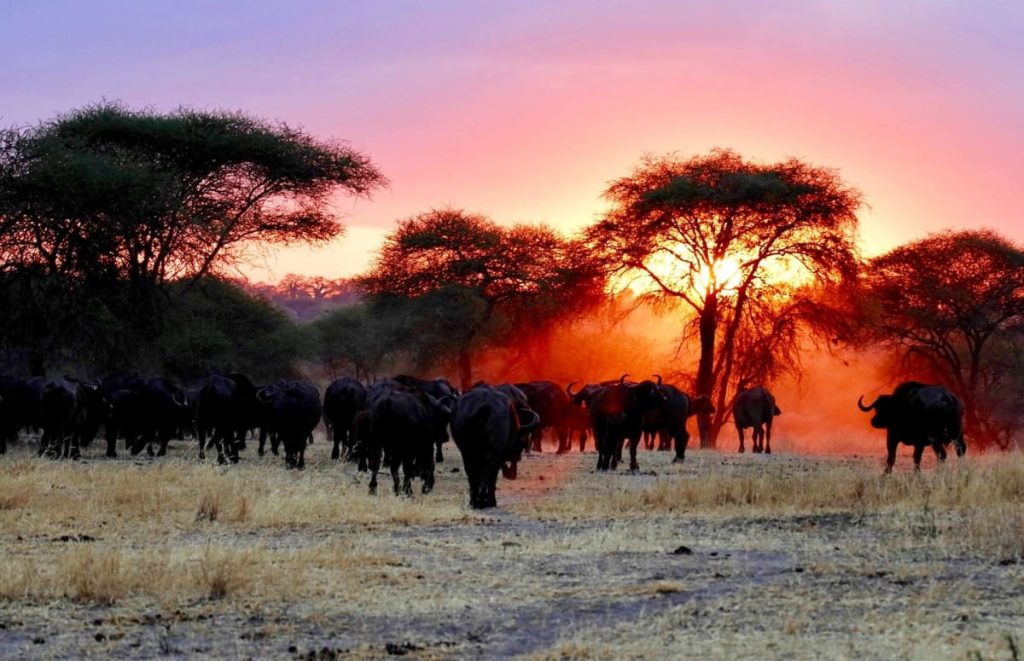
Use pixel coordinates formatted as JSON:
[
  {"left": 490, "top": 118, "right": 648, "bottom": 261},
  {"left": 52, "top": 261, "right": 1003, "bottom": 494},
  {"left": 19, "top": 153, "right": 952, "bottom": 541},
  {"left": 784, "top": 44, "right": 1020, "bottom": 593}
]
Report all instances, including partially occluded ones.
[{"left": 0, "top": 433, "right": 1022, "bottom": 660}]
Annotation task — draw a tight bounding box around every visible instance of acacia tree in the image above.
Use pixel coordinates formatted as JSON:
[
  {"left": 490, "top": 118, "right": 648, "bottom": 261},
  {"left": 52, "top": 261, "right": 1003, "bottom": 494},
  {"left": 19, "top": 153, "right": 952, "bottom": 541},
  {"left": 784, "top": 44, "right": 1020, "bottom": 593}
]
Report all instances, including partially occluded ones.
[
  {"left": 0, "top": 103, "right": 383, "bottom": 373},
  {"left": 586, "top": 150, "right": 861, "bottom": 446},
  {"left": 0, "top": 103, "right": 385, "bottom": 289},
  {"left": 356, "top": 208, "right": 601, "bottom": 389},
  {"left": 862, "top": 230, "right": 1024, "bottom": 449}
]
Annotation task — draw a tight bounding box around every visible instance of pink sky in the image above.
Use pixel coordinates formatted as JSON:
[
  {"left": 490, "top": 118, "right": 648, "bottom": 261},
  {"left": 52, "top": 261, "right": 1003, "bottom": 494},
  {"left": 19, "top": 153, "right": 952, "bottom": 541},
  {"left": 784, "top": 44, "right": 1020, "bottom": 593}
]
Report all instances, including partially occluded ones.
[{"left": 3, "top": 2, "right": 1022, "bottom": 281}]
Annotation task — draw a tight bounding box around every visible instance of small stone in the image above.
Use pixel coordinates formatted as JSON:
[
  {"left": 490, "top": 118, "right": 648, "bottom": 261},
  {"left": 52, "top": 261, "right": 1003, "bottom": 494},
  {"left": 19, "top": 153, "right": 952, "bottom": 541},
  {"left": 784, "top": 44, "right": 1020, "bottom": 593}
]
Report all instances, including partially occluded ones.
[{"left": 672, "top": 545, "right": 693, "bottom": 555}]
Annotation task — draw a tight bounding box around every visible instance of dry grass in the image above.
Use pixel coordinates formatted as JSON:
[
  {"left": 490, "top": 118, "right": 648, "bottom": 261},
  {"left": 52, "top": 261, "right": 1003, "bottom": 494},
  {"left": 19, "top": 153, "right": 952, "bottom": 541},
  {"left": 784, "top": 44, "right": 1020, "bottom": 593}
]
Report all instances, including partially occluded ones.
[
  {"left": 518, "top": 454, "right": 1024, "bottom": 559},
  {"left": 0, "top": 439, "right": 1021, "bottom": 657}
]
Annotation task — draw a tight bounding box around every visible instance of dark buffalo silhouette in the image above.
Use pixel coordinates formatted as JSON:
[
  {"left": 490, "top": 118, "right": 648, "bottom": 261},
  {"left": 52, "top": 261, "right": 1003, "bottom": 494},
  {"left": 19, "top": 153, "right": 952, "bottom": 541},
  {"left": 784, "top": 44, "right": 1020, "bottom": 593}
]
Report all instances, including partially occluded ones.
[
  {"left": 38, "top": 378, "right": 89, "bottom": 459},
  {"left": 452, "top": 384, "right": 540, "bottom": 508},
  {"left": 513, "top": 381, "right": 572, "bottom": 453},
  {"left": 102, "top": 376, "right": 189, "bottom": 458},
  {"left": 733, "top": 386, "right": 781, "bottom": 454},
  {"left": 858, "top": 381, "right": 966, "bottom": 473},
  {"left": 322, "top": 377, "right": 367, "bottom": 460},
  {"left": 196, "top": 375, "right": 257, "bottom": 464},
  {"left": 366, "top": 387, "right": 452, "bottom": 496},
  {"left": 586, "top": 375, "right": 667, "bottom": 471},
  {"left": 256, "top": 381, "right": 321, "bottom": 469},
  {"left": 392, "top": 375, "right": 459, "bottom": 462},
  {"left": 0, "top": 376, "right": 46, "bottom": 453},
  {"left": 651, "top": 381, "right": 715, "bottom": 463}
]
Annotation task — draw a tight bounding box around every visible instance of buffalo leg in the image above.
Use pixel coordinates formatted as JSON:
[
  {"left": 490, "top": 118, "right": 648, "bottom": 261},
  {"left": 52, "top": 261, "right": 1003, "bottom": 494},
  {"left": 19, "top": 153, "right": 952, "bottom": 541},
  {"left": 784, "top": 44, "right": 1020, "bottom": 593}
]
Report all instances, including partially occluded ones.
[
  {"left": 764, "top": 422, "right": 773, "bottom": 454},
  {"left": 737, "top": 427, "right": 745, "bottom": 454},
  {"left": 420, "top": 447, "right": 434, "bottom": 494},
  {"left": 933, "top": 442, "right": 947, "bottom": 463},
  {"left": 330, "top": 428, "right": 341, "bottom": 460},
  {"left": 628, "top": 435, "right": 640, "bottom": 471},
  {"left": 197, "top": 428, "right": 206, "bottom": 461},
  {"left": 884, "top": 435, "right": 898, "bottom": 474},
  {"left": 912, "top": 444, "right": 924, "bottom": 471},
  {"left": 213, "top": 430, "right": 227, "bottom": 465},
  {"left": 399, "top": 454, "right": 413, "bottom": 495},
  {"left": 367, "top": 447, "right": 381, "bottom": 495},
  {"left": 578, "top": 431, "right": 587, "bottom": 453},
  {"left": 391, "top": 457, "right": 405, "bottom": 496},
  {"left": 556, "top": 427, "right": 570, "bottom": 454},
  {"left": 105, "top": 425, "right": 118, "bottom": 458},
  {"left": 157, "top": 429, "right": 170, "bottom": 457},
  {"left": 486, "top": 467, "right": 499, "bottom": 508},
  {"left": 434, "top": 439, "right": 444, "bottom": 463},
  {"left": 673, "top": 431, "right": 690, "bottom": 464},
  {"left": 500, "top": 459, "right": 518, "bottom": 480},
  {"left": 463, "top": 459, "right": 481, "bottom": 507}
]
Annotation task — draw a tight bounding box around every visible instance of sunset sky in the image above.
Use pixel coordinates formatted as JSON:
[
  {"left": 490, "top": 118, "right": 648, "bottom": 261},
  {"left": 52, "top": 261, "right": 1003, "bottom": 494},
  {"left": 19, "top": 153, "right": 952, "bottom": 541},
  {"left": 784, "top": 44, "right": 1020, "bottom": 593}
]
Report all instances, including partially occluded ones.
[{"left": 3, "top": 1, "right": 1022, "bottom": 282}]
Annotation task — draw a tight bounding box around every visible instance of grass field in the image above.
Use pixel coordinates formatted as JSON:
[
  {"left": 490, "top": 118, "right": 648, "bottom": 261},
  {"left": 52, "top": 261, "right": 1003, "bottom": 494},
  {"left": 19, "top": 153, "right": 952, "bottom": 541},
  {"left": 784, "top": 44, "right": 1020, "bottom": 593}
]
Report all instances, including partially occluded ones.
[{"left": 0, "top": 436, "right": 1021, "bottom": 659}]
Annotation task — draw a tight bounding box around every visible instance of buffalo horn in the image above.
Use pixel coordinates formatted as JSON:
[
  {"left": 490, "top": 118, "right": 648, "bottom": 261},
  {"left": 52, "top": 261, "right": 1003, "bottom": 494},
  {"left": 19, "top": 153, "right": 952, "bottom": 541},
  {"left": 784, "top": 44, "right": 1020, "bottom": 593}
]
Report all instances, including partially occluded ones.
[
  {"left": 619, "top": 373, "right": 631, "bottom": 385},
  {"left": 653, "top": 373, "right": 663, "bottom": 386},
  {"left": 518, "top": 408, "right": 541, "bottom": 433},
  {"left": 857, "top": 395, "right": 877, "bottom": 412},
  {"left": 566, "top": 381, "right": 579, "bottom": 398}
]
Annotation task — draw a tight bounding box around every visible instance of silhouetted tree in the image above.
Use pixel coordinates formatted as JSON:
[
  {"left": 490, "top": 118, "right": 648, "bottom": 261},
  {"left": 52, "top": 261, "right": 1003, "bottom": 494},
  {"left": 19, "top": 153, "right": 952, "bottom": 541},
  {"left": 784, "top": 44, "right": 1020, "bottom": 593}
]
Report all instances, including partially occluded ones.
[
  {"left": 586, "top": 150, "right": 861, "bottom": 446},
  {"left": 0, "top": 103, "right": 384, "bottom": 290},
  {"left": 356, "top": 208, "right": 601, "bottom": 389},
  {"left": 862, "top": 230, "right": 1024, "bottom": 449},
  {"left": 0, "top": 103, "right": 383, "bottom": 374}
]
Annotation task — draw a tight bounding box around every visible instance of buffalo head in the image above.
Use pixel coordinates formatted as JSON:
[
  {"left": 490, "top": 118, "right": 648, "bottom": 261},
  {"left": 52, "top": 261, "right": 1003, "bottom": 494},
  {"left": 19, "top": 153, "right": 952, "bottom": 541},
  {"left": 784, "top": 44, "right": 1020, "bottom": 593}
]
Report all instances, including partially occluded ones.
[{"left": 857, "top": 394, "right": 897, "bottom": 429}]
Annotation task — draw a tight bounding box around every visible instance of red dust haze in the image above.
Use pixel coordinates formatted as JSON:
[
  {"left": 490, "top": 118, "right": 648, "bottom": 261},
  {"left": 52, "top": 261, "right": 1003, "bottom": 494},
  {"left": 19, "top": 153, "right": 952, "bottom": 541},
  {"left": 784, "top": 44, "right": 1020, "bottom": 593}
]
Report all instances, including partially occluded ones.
[{"left": 462, "top": 300, "right": 899, "bottom": 458}]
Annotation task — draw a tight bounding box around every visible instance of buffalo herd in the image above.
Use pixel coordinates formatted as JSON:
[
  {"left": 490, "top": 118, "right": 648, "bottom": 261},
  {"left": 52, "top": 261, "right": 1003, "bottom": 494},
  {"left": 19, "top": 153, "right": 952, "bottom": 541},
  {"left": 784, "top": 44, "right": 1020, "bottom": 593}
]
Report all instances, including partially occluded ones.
[{"left": 0, "top": 371, "right": 968, "bottom": 508}]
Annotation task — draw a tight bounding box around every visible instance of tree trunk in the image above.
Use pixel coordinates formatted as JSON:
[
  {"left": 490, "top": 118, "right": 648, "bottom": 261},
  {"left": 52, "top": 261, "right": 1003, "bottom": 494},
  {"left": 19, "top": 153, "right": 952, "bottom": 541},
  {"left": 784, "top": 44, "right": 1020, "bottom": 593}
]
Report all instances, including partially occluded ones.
[
  {"left": 457, "top": 349, "right": 473, "bottom": 392},
  {"left": 695, "top": 294, "right": 718, "bottom": 448}
]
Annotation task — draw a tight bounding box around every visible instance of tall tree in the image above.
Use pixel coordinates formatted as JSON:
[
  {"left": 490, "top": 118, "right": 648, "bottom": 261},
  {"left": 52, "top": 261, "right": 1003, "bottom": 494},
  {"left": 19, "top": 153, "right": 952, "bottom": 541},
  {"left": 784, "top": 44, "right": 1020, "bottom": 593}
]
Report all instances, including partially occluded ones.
[
  {"left": 0, "top": 103, "right": 385, "bottom": 289},
  {"left": 862, "top": 230, "right": 1024, "bottom": 449},
  {"left": 0, "top": 103, "right": 384, "bottom": 373},
  {"left": 586, "top": 150, "right": 861, "bottom": 446},
  {"left": 356, "top": 208, "right": 601, "bottom": 389}
]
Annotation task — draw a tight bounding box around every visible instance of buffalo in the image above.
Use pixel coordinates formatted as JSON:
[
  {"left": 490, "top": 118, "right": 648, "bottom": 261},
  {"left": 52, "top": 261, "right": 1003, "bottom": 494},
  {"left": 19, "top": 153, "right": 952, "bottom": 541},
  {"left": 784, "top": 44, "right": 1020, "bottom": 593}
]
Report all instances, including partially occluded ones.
[
  {"left": 102, "top": 376, "right": 190, "bottom": 458},
  {"left": 584, "top": 375, "right": 667, "bottom": 471},
  {"left": 858, "top": 381, "right": 966, "bottom": 473},
  {"left": 392, "top": 375, "right": 459, "bottom": 462},
  {"left": 38, "top": 378, "right": 89, "bottom": 459},
  {"left": 514, "top": 381, "right": 572, "bottom": 453},
  {"left": 653, "top": 382, "right": 715, "bottom": 463},
  {"left": 452, "top": 384, "right": 540, "bottom": 508},
  {"left": 366, "top": 386, "right": 452, "bottom": 496},
  {"left": 322, "top": 377, "right": 367, "bottom": 460},
  {"left": 256, "top": 381, "right": 322, "bottom": 469},
  {"left": 195, "top": 375, "right": 257, "bottom": 464},
  {"left": 733, "top": 386, "right": 781, "bottom": 454},
  {"left": 0, "top": 376, "right": 46, "bottom": 453}
]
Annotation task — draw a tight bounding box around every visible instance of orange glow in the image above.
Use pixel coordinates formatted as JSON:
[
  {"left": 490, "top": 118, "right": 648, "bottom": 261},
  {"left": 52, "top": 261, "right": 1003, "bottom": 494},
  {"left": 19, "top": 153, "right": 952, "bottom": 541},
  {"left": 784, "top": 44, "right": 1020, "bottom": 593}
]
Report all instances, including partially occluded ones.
[{"left": 693, "top": 257, "right": 743, "bottom": 298}]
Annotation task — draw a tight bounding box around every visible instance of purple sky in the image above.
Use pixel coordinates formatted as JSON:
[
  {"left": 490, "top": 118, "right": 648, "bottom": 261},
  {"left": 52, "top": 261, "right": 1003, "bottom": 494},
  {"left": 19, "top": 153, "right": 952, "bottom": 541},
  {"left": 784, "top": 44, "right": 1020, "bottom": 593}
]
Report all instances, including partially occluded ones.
[{"left": 3, "top": 1, "right": 1022, "bottom": 280}]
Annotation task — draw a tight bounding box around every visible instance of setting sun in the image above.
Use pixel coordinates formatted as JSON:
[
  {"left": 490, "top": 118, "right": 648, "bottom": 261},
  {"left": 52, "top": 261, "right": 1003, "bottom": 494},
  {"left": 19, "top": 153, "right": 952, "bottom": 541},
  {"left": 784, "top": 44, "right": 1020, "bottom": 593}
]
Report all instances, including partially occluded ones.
[{"left": 693, "top": 257, "right": 743, "bottom": 297}]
